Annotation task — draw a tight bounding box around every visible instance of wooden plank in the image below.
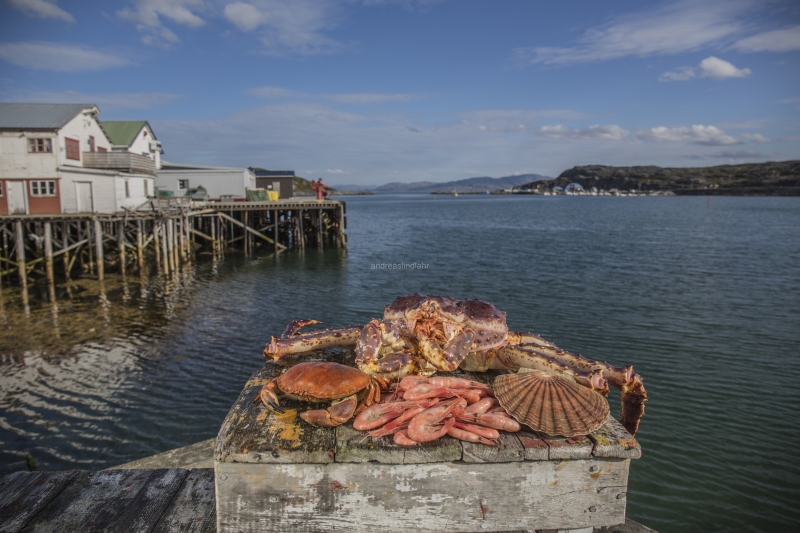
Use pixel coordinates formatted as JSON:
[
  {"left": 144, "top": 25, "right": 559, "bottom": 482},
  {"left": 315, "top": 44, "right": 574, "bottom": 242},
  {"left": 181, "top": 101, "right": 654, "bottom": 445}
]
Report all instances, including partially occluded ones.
[
  {"left": 22, "top": 468, "right": 188, "bottom": 533},
  {"left": 217, "top": 212, "right": 286, "bottom": 250},
  {"left": 216, "top": 459, "right": 630, "bottom": 533},
  {"left": 214, "top": 363, "right": 336, "bottom": 464},
  {"left": 589, "top": 415, "right": 642, "bottom": 460},
  {"left": 0, "top": 470, "right": 79, "bottom": 533},
  {"left": 107, "top": 439, "right": 215, "bottom": 470},
  {"left": 152, "top": 468, "right": 216, "bottom": 533},
  {"left": 461, "top": 432, "right": 524, "bottom": 463},
  {"left": 595, "top": 518, "right": 658, "bottom": 533},
  {"left": 516, "top": 429, "right": 550, "bottom": 461},
  {"left": 335, "top": 423, "right": 405, "bottom": 464},
  {"left": 543, "top": 434, "right": 594, "bottom": 461}
]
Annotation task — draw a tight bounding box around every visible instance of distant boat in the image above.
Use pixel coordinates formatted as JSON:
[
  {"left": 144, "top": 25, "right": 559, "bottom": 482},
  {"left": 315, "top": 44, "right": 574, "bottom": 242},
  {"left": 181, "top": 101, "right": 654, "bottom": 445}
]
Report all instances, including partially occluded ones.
[{"left": 452, "top": 190, "right": 458, "bottom": 197}]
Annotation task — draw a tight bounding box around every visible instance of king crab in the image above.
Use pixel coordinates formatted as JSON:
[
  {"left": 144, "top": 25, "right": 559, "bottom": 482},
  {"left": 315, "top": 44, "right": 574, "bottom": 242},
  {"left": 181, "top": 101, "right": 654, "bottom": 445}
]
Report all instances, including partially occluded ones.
[{"left": 265, "top": 294, "right": 647, "bottom": 436}]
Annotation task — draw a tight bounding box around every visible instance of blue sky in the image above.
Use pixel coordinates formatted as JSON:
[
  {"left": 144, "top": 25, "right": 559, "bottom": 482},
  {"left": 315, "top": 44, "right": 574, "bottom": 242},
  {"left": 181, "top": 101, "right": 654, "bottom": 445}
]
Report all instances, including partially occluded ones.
[{"left": 1, "top": 0, "right": 799, "bottom": 185}]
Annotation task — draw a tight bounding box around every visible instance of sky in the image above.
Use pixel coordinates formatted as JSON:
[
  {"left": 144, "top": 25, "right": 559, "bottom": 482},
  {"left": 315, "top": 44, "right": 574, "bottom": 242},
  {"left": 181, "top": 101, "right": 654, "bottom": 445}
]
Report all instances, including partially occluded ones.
[{"left": 1, "top": 0, "right": 799, "bottom": 186}]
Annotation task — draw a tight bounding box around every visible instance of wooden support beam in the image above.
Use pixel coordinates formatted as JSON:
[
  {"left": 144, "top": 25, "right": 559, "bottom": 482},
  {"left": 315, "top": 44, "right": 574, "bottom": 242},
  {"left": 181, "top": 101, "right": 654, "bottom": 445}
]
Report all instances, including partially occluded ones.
[
  {"left": 44, "top": 222, "right": 55, "bottom": 287},
  {"left": 217, "top": 211, "right": 287, "bottom": 250},
  {"left": 137, "top": 220, "right": 144, "bottom": 270},
  {"left": 189, "top": 228, "right": 214, "bottom": 241},
  {"left": 161, "top": 221, "right": 169, "bottom": 274},
  {"left": 15, "top": 221, "right": 27, "bottom": 289},
  {"left": 273, "top": 210, "right": 279, "bottom": 253},
  {"left": 94, "top": 219, "right": 104, "bottom": 281},
  {"left": 118, "top": 220, "right": 126, "bottom": 276},
  {"left": 153, "top": 219, "right": 161, "bottom": 270}
]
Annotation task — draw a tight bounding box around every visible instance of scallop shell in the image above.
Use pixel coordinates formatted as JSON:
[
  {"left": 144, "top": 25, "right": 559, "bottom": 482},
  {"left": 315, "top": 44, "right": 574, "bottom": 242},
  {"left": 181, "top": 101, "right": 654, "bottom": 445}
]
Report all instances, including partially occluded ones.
[{"left": 494, "top": 370, "right": 609, "bottom": 437}]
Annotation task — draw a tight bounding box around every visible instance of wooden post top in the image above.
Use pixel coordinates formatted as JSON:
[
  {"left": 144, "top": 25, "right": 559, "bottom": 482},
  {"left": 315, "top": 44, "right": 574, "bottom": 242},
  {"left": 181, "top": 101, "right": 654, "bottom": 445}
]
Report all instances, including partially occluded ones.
[{"left": 215, "top": 350, "right": 641, "bottom": 466}]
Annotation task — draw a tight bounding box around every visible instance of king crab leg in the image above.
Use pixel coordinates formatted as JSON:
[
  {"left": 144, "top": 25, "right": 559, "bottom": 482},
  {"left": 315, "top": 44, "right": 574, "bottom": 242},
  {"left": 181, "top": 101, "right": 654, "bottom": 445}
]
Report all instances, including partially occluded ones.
[
  {"left": 507, "top": 332, "right": 648, "bottom": 436},
  {"left": 264, "top": 321, "right": 361, "bottom": 360}
]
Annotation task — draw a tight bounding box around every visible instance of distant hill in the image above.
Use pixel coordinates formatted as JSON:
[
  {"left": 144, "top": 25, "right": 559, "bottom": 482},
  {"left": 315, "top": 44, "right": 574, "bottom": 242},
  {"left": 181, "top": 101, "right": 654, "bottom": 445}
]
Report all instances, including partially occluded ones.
[
  {"left": 373, "top": 174, "right": 549, "bottom": 194},
  {"left": 517, "top": 161, "right": 800, "bottom": 195}
]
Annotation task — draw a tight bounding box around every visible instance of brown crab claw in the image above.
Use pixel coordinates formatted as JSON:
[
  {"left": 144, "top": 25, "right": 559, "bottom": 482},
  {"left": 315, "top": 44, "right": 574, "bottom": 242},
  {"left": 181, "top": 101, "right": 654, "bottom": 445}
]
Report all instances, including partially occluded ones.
[{"left": 256, "top": 383, "right": 285, "bottom": 413}]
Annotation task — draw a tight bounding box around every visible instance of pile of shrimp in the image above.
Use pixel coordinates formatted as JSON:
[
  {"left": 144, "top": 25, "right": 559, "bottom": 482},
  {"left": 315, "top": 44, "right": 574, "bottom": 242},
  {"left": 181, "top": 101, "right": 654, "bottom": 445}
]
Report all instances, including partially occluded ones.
[{"left": 353, "top": 375, "right": 520, "bottom": 447}]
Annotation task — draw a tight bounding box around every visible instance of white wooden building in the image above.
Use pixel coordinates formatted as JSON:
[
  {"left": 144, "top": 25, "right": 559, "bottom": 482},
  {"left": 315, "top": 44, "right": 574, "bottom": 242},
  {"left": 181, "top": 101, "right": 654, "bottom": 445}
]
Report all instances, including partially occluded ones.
[
  {"left": 156, "top": 162, "right": 256, "bottom": 200},
  {"left": 0, "top": 103, "right": 156, "bottom": 215}
]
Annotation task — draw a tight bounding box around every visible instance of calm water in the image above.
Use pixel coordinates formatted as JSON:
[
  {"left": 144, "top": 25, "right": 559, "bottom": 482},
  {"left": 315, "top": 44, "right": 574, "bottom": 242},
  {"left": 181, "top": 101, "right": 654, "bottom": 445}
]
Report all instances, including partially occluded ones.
[{"left": 1, "top": 195, "right": 799, "bottom": 532}]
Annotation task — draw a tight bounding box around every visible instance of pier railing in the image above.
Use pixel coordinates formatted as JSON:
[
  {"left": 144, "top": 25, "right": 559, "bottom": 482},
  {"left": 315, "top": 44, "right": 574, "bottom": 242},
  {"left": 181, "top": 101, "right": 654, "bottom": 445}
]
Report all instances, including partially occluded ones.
[{"left": 82, "top": 152, "right": 156, "bottom": 175}]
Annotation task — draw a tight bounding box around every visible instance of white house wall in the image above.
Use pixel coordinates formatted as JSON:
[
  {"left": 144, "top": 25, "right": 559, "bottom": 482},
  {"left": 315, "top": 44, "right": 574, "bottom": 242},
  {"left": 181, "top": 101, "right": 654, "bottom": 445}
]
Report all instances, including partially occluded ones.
[
  {"left": 156, "top": 169, "right": 254, "bottom": 199},
  {"left": 58, "top": 110, "right": 112, "bottom": 168},
  {"left": 115, "top": 175, "right": 154, "bottom": 210},
  {"left": 0, "top": 131, "right": 59, "bottom": 178},
  {"left": 128, "top": 125, "right": 154, "bottom": 156}
]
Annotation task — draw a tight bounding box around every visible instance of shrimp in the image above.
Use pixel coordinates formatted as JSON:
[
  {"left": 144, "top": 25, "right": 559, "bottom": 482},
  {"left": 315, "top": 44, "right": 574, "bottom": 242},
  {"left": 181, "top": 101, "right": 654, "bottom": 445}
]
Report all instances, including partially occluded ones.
[
  {"left": 397, "top": 376, "right": 429, "bottom": 391},
  {"left": 464, "top": 397, "right": 497, "bottom": 415},
  {"left": 402, "top": 383, "right": 454, "bottom": 401},
  {"left": 458, "top": 413, "right": 521, "bottom": 432},
  {"left": 393, "top": 429, "right": 419, "bottom": 446},
  {"left": 366, "top": 399, "right": 439, "bottom": 438},
  {"left": 353, "top": 401, "right": 417, "bottom": 430},
  {"left": 447, "top": 426, "right": 497, "bottom": 447},
  {"left": 453, "top": 421, "right": 500, "bottom": 440},
  {"left": 427, "top": 377, "right": 485, "bottom": 389},
  {"left": 407, "top": 399, "right": 464, "bottom": 442}
]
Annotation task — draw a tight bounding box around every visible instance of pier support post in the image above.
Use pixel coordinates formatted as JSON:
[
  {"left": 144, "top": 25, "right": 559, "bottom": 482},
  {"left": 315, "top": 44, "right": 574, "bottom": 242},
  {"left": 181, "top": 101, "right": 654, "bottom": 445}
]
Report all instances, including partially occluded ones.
[
  {"left": 298, "top": 210, "right": 305, "bottom": 250},
  {"left": 44, "top": 222, "right": 55, "bottom": 299},
  {"left": 15, "top": 221, "right": 27, "bottom": 290},
  {"left": 44, "top": 222, "right": 54, "bottom": 284},
  {"left": 153, "top": 220, "right": 161, "bottom": 271},
  {"left": 317, "top": 209, "right": 323, "bottom": 249},
  {"left": 94, "top": 219, "right": 104, "bottom": 281},
  {"left": 137, "top": 220, "right": 144, "bottom": 270},
  {"left": 210, "top": 215, "right": 217, "bottom": 254},
  {"left": 160, "top": 221, "right": 169, "bottom": 274},
  {"left": 273, "top": 210, "right": 278, "bottom": 254},
  {"left": 118, "top": 220, "right": 126, "bottom": 277}
]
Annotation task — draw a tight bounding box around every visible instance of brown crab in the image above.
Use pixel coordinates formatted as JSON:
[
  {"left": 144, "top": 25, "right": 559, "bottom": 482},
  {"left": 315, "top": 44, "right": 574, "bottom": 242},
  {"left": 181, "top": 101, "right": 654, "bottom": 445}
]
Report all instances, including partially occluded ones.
[
  {"left": 256, "top": 362, "right": 386, "bottom": 427},
  {"left": 264, "top": 295, "right": 647, "bottom": 436}
]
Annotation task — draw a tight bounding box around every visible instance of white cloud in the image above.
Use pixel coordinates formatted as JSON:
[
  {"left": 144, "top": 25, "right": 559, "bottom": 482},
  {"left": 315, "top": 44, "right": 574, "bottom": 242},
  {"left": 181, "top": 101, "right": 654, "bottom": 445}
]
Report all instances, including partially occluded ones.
[
  {"left": 326, "top": 168, "right": 345, "bottom": 174},
  {"left": 699, "top": 56, "right": 751, "bottom": 79},
  {"left": 323, "top": 92, "right": 424, "bottom": 104},
  {"left": 248, "top": 86, "right": 300, "bottom": 98},
  {"left": 6, "top": 0, "right": 74, "bottom": 22},
  {"left": 0, "top": 42, "right": 130, "bottom": 71},
  {"left": 513, "top": 0, "right": 747, "bottom": 65},
  {"left": 118, "top": 0, "right": 206, "bottom": 46},
  {"left": 734, "top": 25, "right": 800, "bottom": 53},
  {"left": 637, "top": 125, "right": 769, "bottom": 146},
  {"left": 538, "top": 124, "right": 629, "bottom": 141},
  {"left": 659, "top": 66, "right": 696, "bottom": 81},
  {"left": 660, "top": 56, "right": 751, "bottom": 81},
  {"left": 223, "top": 2, "right": 270, "bottom": 32}
]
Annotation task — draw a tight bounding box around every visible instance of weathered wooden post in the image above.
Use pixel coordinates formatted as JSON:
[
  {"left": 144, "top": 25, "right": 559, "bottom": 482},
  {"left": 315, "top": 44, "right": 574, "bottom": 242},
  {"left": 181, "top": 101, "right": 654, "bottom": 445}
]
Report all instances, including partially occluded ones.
[
  {"left": 166, "top": 219, "right": 175, "bottom": 272},
  {"left": 44, "top": 222, "right": 55, "bottom": 287},
  {"left": 62, "top": 221, "right": 71, "bottom": 278},
  {"left": 137, "top": 220, "right": 144, "bottom": 270},
  {"left": 298, "top": 209, "right": 305, "bottom": 251},
  {"left": 118, "top": 220, "right": 126, "bottom": 277},
  {"left": 161, "top": 220, "right": 170, "bottom": 274},
  {"left": 317, "top": 209, "right": 323, "bottom": 249},
  {"left": 94, "top": 219, "right": 104, "bottom": 281},
  {"left": 153, "top": 219, "right": 161, "bottom": 271},
  {"left": 210, "top": 215, "right": 217, "bottom": 254},
  {"left": 15, "top": 221, "right": 27, "bottom": 290},
  {"left": 273, "top": 210, "right": 279, "bottom": 253}
]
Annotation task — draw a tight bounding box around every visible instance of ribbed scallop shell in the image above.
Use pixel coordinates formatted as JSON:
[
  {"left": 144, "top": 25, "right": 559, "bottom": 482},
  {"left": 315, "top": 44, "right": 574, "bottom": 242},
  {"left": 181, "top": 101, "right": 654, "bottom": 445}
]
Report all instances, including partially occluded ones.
[{"left": 494, "top": 370, "right": 609, "bottom": 437}]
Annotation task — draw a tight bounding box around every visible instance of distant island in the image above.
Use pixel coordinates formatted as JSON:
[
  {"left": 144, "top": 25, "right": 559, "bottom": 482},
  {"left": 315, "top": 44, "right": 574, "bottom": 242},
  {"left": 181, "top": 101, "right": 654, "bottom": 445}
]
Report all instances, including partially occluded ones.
[
  {"left": 332, "top": 173, "right": 550, "bottom": 194},
  {"left": 518, "top": 160, "right": 800, "bottom": 196}
]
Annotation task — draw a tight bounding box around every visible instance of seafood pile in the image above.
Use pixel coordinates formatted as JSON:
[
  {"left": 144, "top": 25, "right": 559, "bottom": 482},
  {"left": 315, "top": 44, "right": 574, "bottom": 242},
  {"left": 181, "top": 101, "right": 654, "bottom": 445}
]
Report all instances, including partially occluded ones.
[
  {"left": 352, "top": 376, "right": 521, "bottom": 446},
  {"left": 262, "top": 294, "right": 647, "bottom": 438}
]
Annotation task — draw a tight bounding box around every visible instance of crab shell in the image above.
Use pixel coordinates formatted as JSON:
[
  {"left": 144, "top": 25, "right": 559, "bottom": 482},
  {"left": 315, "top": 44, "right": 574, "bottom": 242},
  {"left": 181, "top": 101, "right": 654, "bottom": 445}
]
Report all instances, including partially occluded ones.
[
  {"left": 383, "top": 294, "right": 509, "bottom": 370},
  {"left": 273, "top": 362, "right": 372, "bottom": 401}
]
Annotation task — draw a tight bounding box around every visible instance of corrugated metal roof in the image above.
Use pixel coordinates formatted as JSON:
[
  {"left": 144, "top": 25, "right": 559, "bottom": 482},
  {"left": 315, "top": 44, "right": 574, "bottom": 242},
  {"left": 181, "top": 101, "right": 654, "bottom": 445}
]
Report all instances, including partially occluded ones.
[
  {"left": 101, "top": 121, "right": 151, "bottom": 146},
  {"left": 0, "top": 103, "right": 97, "bottom": 130},
  {"left": 250, "top": 168, "right": 295, "bottom": 177}
]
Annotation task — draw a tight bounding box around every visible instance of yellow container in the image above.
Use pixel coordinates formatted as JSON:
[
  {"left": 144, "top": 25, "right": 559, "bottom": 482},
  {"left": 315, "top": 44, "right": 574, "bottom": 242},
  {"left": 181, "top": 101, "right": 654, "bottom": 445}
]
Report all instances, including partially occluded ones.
[{"left": 267, "top": 191, "right": 279, "bottom": 201}]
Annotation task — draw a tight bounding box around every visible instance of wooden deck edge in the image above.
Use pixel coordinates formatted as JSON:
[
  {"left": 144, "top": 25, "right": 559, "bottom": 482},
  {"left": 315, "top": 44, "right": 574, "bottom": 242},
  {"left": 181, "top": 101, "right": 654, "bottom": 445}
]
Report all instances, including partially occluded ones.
[
  {"left": 595, "top": 518, "right": 659, "bottom": 533},
  {"left": 106, "top": 439, "right": 216, "bottom": 470}
]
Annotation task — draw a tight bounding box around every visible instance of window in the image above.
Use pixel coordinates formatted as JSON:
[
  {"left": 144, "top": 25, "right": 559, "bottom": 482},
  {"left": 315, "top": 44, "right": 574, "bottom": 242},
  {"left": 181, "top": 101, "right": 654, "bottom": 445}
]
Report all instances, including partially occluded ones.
[
  {"left": 89, "top": 136, "right": 95, "bottom": 152},
  {"left": 30, "top": 180, "right": 56, "bottom": 197},
  {"left": 125, "top": 180, "right": 130, "bottom": 198},
  {"left": 27, "top": 138, "right": 52, "bottom": 153},
  {"left": 65, "top": 138, "right": 80, "bottom": 160},
  {"left": 178, "top": 179, "right": 189, "bottom": 190}
]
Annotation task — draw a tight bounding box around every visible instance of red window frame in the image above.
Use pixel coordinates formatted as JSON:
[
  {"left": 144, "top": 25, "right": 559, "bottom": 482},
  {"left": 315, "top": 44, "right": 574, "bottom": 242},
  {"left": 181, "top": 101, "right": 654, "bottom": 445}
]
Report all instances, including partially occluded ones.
[
  {"left": 0, "top": 181, "right": 4, "bottom": 197},
  {"left": 65, "top": 138, "right": 80, "bottom": 160},
  {"left": 27, "top": 138, "right": 52, "bottom": 153}
]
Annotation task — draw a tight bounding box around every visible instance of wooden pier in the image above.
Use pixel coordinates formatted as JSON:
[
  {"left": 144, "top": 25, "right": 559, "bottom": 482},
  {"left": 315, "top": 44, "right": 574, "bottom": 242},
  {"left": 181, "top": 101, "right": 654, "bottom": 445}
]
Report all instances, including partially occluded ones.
[{"left": 0, "top": 199, "right": 346, "bottom": 295}]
